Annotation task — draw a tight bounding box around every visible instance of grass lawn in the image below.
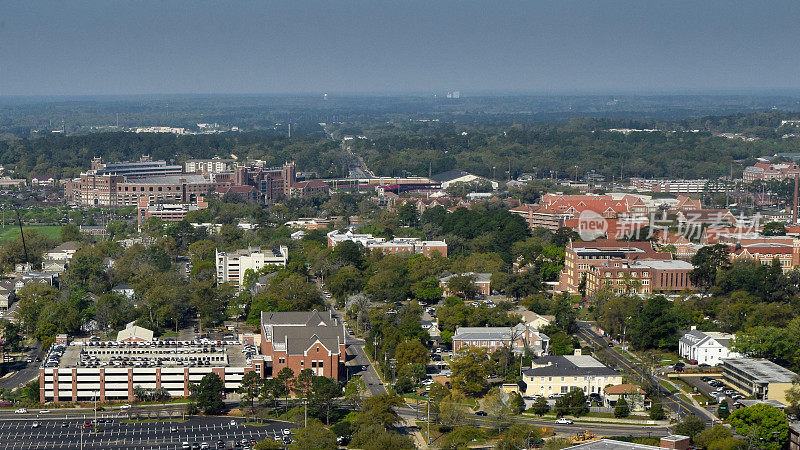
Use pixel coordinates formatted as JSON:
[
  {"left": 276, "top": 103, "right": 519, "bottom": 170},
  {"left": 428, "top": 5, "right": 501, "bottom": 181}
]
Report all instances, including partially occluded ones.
[
  {"left": 658, "top": 379, "right": 679, "bottom": 394},
  {"left": 0, "top": 225, "right": 62, "bottom": 242}
]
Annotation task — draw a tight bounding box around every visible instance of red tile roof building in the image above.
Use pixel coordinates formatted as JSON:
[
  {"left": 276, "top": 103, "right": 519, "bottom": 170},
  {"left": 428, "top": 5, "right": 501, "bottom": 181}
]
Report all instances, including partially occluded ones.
[{"left": 743, "top": 162, "right": 800, "bottom": 183}]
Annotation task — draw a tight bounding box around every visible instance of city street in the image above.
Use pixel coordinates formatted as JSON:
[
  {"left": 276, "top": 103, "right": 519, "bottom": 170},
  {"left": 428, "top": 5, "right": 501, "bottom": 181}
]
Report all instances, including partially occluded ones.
[
  {"left": 0, "top": 344, "right": 43, "bottom": 390},
  {"left": 576, "top": 322, "right": 713, "bottom": 423},
  {"left": 0, "top": 416, "right": 294, "bottom": 449}
]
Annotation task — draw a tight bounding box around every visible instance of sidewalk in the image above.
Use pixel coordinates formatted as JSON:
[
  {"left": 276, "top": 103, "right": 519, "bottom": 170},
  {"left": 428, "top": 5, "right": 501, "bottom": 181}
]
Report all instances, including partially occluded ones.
[{"left": 521, "top": 413, "right": 669, "bottom": 427}]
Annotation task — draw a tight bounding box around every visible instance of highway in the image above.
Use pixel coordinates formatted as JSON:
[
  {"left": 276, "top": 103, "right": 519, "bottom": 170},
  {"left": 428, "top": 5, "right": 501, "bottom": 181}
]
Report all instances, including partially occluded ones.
[{"left": 575, "top": 322, "right": 712, "bottom": 423}]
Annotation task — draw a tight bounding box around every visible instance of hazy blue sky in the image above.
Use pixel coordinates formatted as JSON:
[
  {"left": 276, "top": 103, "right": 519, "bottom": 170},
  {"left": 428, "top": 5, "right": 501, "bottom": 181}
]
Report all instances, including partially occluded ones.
[{"left": 1, "top": 0, "right": 798, "bottom": 96}]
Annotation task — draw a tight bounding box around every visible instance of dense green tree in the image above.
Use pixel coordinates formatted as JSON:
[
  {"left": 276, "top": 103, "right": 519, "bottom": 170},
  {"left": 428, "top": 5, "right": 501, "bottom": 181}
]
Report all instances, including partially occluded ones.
[
  {"left": 690, "top": 244, "right": 731, "bottom": 292},
  {"left": 674, "top": 415, "right": 706, "bottom": 440},
  {"left": 762, "top": 221, "right": 787, "bottom": 236},
  {"left": 531, "top": 397, "right": 550, "bottom": 416},
  {"left": 554, "top": 390, "right": 588, "bottom": 417},
  {"left": 614, "top": 398, "right": 630, "bottom": 418},
  {"left": 450, "top": 347, "right": 492, "bottom": 397},
  {"left": 497, "top": 423, "right": 543, "bottom": 450},
  {"left": 727, "top": 404, "right": 788, "bottom": 450},
  {"left": 349, "top": 424, "right": 414, "bottom": 450},
  {"left": 354, "top": 392, "right": 404, "bottom": 430},
  {"left": 649, "top": 398, "right": 665, "bottom": 420},
  {"left": 238, "top": 371, "right": 263, "bottom": 410},
  {"left": 288, "top": 419, "right": 337, "bottom": 450},
  {"left": 195, "top": 373, "right": 225, "bottom": 415}
]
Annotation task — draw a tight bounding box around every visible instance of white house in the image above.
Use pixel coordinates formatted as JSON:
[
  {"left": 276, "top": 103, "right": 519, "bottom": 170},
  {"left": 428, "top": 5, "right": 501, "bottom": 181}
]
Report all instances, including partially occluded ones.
[{"left": 679, "top": 328, "right": 740, "bottom": 366}]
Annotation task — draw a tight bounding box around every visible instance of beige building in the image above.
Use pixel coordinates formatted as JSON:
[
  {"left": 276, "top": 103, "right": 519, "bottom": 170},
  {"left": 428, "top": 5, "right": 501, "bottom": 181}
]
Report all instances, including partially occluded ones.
[
  {"left": 721, "top": 358, "right": 796, "bottom": 403},
  {"left": 520, "top": 353, "right": 621, "bottom": 397}
]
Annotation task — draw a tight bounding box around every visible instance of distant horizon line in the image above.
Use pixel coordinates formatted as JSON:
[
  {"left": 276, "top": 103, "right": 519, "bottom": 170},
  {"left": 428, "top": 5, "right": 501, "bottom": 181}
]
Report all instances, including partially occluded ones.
[{"left": 4, "top": 88, "right": 800, "bottom": 101}]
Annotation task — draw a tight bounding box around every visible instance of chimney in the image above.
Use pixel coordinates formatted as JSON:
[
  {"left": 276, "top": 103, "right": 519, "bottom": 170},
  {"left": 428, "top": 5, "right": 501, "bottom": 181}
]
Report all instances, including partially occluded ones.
[{"left": 793, "top": 173, "right": 798, "bottom": 224}]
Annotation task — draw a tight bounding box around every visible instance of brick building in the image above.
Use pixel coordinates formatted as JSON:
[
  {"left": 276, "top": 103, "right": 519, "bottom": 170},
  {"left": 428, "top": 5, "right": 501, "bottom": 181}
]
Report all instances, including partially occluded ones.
[
  {"left": 743, "top": 162, "right": 800, "bottom": 183},
  {"left": 259, "top": 310, "right": 347, "bottom": 381},
  {"left": 452, "top": 324, "right": 549, "bottom": 355},
  {"left": 558, "top": 239, "right": 671, "bottom": 294}
]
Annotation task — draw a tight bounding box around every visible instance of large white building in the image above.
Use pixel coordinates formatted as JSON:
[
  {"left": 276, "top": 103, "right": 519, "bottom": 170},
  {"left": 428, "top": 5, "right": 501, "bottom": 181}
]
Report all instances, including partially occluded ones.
[
  {"left": 216, "top": 246, "right": 289, "bottom": 287},
  {"left": 678, "top": 328, "right": 740, "bottom": 366}
]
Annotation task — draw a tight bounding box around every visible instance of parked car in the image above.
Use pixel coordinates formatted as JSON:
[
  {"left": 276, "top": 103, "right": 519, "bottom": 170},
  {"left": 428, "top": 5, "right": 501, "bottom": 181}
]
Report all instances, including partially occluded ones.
[{"left": 555, "top": 418, "right": 574, "bottom": 424}]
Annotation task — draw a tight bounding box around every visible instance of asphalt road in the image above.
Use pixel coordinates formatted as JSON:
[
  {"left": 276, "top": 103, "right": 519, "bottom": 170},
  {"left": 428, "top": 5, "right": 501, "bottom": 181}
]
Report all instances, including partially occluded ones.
[
  {"left": 317, "top": 280, "right": 387, "bottom": 397},
  {"left": 575, "top": 322, "right": 711, "bottom": 423},
  {"left": 0, "top": 344, "right": 43, "bottom": 390},
  {"left": 397, "top": 405, "right": 670, "bottom": 438},
  {"left": 0, "top": 416, "right": 294, "bottom": 449}
]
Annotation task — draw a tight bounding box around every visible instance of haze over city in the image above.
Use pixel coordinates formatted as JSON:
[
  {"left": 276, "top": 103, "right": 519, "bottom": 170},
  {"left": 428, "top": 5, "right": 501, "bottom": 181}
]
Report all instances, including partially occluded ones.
[
  {"left": 2, "top": 0, "right": 800, "bottom": 96},
  {"left": 3, "top": 2, "right": 800, "bottom": 450}
]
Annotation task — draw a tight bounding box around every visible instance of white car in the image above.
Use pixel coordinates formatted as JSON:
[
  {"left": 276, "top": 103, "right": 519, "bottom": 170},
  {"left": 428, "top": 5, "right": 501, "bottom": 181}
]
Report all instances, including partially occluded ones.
[
  {"left": 119, "top": 404, "right": 132, "bottom": 409},
  {"left": 39, "top": 409, "right": 51, "bottom": 414},
  {"left": 14, "top": 408, "right": 27, "bottom": 414},
  {"left": 230, "top": 420, "right": 237, "bottom": 426},
  {"left": 555, "top": 418, "right": 573, "bottom": 424},
  {"left": 282, "top": 428, "right": 291, "bottom": 435}
]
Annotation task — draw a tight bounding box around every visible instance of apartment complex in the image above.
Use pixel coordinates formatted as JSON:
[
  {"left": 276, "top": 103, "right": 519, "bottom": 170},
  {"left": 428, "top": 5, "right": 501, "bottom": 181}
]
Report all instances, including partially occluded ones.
[
  {"left": 259, "top": 310, "right": 347, "bottom": 380},
  {"left": 326, "top": 230, "right": 447, "bottom": 258},
  {"left": 519, "top": 353, "right": 621, "bottom": 397},
  {"left": 721, "top": 358, "right": 797, "bottom": 402},
  {"left": 215, "top": 246, "right": 289, "bottom": 286}
]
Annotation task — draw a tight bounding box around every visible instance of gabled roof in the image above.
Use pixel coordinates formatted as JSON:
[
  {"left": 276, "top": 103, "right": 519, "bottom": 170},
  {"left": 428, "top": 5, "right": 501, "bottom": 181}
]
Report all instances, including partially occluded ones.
[{"left": 261, "top": 310, "right": 345, "bottom": 356}]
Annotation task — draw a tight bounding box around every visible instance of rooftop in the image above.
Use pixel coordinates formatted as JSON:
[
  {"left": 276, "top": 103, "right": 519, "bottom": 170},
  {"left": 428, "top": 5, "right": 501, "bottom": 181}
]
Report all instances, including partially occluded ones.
[
  {"left": 566, "top": 438, "right": 660, "bottom": 450},
  {"left": 523, "top": 355, "right": 618, "bottom": 377},
  {"left": 723, "top": 358, "right": 797, "bottom": 384},
  {"left": 632, "top": 259, "right": 694, "bottom": 270},
  {"left": 122, "top": 174, "right": 211, "bottom": 185},
  {"left": 47, "top": 339, "right": 250, "bottom": 370}
]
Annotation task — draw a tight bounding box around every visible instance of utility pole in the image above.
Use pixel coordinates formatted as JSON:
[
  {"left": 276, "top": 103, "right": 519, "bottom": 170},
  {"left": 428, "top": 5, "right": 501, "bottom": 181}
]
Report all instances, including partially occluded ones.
[
  {"left": 15, "top": 208, "right": 28, "bottom": 265},
  {"left": 426, "top": 388, "right": 431, "bottom": 446}
]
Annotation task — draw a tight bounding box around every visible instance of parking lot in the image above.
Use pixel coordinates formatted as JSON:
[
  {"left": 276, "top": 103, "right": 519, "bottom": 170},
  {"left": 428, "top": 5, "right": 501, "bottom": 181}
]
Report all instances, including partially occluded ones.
[
  {"left": 0, "top": 417, "right": 294, "bottom": 449},
  {"left": 682, "top": 375, "right": 745, "bottom": 407}
]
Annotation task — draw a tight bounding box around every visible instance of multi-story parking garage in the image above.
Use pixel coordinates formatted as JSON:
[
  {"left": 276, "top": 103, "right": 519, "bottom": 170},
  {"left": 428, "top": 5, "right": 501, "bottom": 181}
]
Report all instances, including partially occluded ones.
[{"left": 39, "top": 337, "right": 265, "bottom": 403}]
